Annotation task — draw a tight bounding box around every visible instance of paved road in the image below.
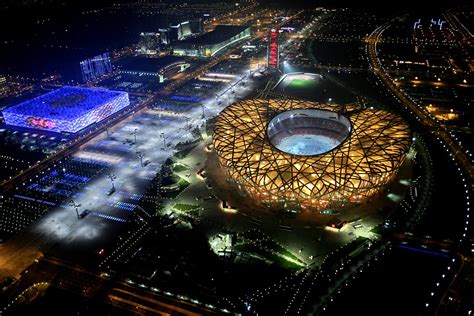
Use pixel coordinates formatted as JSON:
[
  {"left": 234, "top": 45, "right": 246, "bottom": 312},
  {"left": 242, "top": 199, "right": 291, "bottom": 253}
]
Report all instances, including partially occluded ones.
[
  {"left": 3, "top": 255, "right": 221, "bottom": 315},
  {"left": 366, "top": 21, "right": 474, "bottom": 183}
]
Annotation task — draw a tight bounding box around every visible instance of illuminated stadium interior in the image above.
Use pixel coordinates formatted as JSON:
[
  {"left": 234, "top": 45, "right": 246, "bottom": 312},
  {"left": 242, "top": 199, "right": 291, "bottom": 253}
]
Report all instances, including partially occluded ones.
[{"left": 267, "top": 109, "right": 351, "bottom": 156}]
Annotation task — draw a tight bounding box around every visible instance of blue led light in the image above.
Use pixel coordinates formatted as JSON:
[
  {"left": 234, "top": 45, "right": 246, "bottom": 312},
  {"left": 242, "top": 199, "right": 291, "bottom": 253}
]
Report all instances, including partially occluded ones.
[
  {"left": 398, "top": 245, "right": 449, "bottom": 258},
  {"left": 170, "top": 95, "right": 203, "bottom": 102},
  {"left": 2, "top": 86, "right": 130, "bottom": 133}
]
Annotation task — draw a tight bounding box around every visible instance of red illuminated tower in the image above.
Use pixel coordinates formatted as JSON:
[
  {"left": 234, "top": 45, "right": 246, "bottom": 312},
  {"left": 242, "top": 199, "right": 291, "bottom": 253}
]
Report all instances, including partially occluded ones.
[{"left": 267, "top": 28, "right": 279, "bottom": 71}]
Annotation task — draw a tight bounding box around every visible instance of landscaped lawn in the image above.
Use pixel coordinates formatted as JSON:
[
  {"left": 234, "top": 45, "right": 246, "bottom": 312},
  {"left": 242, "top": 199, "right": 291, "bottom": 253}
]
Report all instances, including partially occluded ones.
[
  {"left": 288, "top": 78, "right": 317, "bottom": 90},
  {"left": 173, "top": 163, "right": 189, "bottom": 173}
]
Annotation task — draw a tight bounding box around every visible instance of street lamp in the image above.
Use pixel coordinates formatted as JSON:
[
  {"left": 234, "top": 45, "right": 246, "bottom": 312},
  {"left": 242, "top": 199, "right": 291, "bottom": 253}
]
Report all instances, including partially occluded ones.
[
  {"left": 136, "top": 151, "right": 144, "bottom": 167},
  {"left": 69, "top": 199, "right": 81, "bottom": 219},
  {"left": 200, "top": 104, "right": 205, "bottom": 119},
  {"left": 107, "top": 172, "right": 116, "bottom": 191},
  {"left": 131, "top": 128, "right": 138, "bottom": 143},
  {"left": 160, "top": 132, "right": 166, "bottom": 149},
  {"left": 185, "top": 117, "right": 191, "bottom": 130}
]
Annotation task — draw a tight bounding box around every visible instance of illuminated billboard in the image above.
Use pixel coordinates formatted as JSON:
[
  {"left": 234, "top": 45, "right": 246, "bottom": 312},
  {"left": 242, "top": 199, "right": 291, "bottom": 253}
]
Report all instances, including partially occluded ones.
[{"left": 267, "top": 28, "right": 279, "bottom": 70}]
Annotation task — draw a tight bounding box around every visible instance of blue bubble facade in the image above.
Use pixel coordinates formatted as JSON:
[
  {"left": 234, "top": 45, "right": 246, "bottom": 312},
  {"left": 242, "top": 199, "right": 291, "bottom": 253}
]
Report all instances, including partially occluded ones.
[{"left": 2, "top": 86, "right": 130, "bottom": 133}]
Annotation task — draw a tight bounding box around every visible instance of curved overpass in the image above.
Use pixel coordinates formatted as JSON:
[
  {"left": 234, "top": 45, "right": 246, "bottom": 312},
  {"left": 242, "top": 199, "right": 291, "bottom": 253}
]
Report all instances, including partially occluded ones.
[{"left": 159, "top": 61, "right": 190, "bottom": 75}]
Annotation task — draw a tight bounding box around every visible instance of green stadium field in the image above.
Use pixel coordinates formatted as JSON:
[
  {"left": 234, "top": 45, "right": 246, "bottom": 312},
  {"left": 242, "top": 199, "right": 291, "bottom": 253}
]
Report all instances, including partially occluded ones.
[
  {"left": 275, "top": 73, "right": 321, "bottom": 96},
  {"left": 288, "top": 78, "right": 318, "bottom": 89}
]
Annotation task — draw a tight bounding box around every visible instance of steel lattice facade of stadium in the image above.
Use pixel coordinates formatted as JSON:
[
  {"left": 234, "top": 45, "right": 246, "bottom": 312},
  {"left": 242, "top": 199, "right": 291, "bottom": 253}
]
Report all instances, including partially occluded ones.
[{"left": 213, "top": 99, "right": 412, "bottom": 210}]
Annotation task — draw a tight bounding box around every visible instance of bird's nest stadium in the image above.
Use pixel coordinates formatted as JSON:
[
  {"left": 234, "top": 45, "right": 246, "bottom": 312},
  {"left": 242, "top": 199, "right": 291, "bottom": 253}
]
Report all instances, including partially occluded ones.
[{"left": 213, "top": 99, "right": 412, "bottom": 211}]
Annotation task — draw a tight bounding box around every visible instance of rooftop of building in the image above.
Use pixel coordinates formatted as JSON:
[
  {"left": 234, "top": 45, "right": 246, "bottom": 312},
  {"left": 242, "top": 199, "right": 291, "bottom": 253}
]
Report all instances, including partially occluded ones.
[
  {"left": 2, "top": 86, "right": 127, "bottom": 120},
  {"left": 120, "top": 56, "right": 185, "bottom": 73},
  {"left": 177, "top": 25, "right": 250, "bottom": 46}
]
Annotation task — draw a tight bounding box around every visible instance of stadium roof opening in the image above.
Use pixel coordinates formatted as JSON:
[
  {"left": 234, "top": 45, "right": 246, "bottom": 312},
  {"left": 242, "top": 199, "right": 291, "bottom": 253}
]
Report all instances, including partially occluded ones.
[
  {"left": 2, "top": 86, "right": 129, "bottom": 133},
  {"left": 267, "top": 109, "right": 351, "bottom": 156}
]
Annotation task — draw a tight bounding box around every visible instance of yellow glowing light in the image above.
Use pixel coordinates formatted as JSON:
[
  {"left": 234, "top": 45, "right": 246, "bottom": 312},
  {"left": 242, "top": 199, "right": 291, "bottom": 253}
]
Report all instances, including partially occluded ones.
[{"left": 213, "top": 99, "right": 411, "bottom": 210}]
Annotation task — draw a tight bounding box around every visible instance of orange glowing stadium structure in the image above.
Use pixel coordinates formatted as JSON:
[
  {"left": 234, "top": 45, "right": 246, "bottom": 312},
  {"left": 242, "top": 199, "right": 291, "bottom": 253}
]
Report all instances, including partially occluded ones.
[{"left": 213, "top": 99, "right": 412, "bottom": 210}]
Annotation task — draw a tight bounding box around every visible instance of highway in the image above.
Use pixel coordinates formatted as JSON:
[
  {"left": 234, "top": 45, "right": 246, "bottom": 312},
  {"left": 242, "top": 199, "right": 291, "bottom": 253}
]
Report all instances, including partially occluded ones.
[
  {"left": 366, "top": 21, "right": 474, "bottom": 183},
  {"left": 435, "top": 254, "right": 473, "bottom": 315},
  {"left": 444, "top": 10, "right": 473, "bottom": 46},
  {"left": 107, "top": 288, "right": 204, "bottom": 316}
]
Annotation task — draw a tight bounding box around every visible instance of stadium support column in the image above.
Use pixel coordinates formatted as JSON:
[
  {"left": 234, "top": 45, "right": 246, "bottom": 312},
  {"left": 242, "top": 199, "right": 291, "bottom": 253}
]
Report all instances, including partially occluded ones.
[{"left": 267, "top": 28, "right": 280, "bottom": 72}]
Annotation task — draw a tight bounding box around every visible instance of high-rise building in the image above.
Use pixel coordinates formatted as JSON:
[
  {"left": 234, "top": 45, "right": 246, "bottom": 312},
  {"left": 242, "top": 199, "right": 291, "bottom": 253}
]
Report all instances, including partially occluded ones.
[
  {"left": 169, "top": 25, "right": 180, "bottom": 42},
  {"left": 172, "top": 25, "right": 251, "bottom": 57},
  {"left": 0, "top": 75, "right": 7, "bottom": 94},
  {"left": 189, "top": 19, "right": 203, "bottom": 35},
  {"left": 267, "top": 28, "right": 279, "bottom": 71},
  {"left": 138, "top": 32, "right": 160, "bottom": 54},
  {"left": 159, "top": 19, "right": 204, "bottom": 45},
  {"left": 79, "top": 52, "right": 113, "bottom": 82},
  {"left": 178, "top": 21, "right": 192, "bottom": 40},
  {"left": 159, "top": 28, "right": 171, "bottom": 45}
]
